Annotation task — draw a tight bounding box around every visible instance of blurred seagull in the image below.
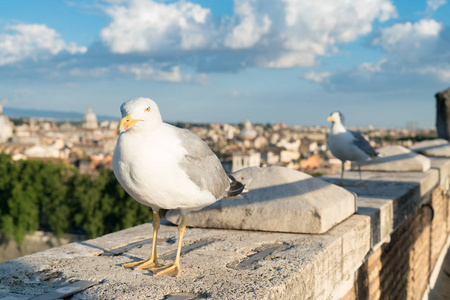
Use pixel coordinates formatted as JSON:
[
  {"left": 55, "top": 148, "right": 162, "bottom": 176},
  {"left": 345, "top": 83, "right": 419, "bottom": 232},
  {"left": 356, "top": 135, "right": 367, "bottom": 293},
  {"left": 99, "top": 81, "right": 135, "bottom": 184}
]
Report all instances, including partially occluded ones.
[
  {"left": 112, "top": 97, "right": 244, "bottom": 277},
  {"left": 327, "top": 111, "right": 378, "bottom": 185}
]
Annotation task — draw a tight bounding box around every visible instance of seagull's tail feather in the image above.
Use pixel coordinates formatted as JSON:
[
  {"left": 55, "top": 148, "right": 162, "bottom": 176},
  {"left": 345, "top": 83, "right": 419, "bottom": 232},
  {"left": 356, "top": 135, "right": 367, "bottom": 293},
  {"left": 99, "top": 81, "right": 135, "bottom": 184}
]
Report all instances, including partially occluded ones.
[{"left": 226, "top": 174, "right": 245, "bottom": 197}]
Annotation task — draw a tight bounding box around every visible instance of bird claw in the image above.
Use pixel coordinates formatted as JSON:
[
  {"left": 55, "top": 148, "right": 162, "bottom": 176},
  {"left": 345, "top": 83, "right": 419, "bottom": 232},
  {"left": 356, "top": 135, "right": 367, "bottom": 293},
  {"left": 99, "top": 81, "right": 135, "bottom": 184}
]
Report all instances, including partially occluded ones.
[
  {"left": 135, "top": 259, "right": 159, "bottom": 270},
  {"left": 122, "top": 260, "right": 146, "bottom": 269},
  {"left": 151, "top": 263, "right": 181, "bottom": 277},
  {"left": 122, "top": 256, "right": 158, "bottom": 269}
]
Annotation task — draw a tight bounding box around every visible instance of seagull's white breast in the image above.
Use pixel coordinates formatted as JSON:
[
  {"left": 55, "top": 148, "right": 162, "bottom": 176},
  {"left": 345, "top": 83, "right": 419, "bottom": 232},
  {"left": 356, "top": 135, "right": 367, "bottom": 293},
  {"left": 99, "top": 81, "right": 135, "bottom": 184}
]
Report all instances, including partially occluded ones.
[{"left": 112, "top": 124, "right": 216, "bottom": 211}]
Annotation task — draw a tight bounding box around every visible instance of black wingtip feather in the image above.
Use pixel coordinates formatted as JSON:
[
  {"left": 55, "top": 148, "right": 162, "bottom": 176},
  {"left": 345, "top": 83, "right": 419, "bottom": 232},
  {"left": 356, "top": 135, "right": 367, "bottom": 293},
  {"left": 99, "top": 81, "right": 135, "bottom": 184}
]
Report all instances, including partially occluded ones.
[{"left": 226, "top": 174, "right": 245, "bottom": 197}]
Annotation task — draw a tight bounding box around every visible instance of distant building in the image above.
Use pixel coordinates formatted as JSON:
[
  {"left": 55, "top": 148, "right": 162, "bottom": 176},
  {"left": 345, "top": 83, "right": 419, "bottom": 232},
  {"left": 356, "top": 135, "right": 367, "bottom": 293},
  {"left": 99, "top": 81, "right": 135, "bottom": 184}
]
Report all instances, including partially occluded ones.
[
  {"left": 232, "top": 152, "right": 261, "bottom": 172},
  {"left": 0, "top": 104, "right": 14, "bottom": 143},
  {"left": 261, "top": 151, "right": 280, "bottom": 165},
  {"left": 276, "top": 138, "right": 300, "bottom": 151},
  {"left": 82, "top": 108, "right": 98, "bottom": 130},
  {"left": 240, "top": 120, "right": 257, "bottom": 140},
  {"left": 24, "top": 144, "right": 61, "bottom": 159},
  {"left": 280, "top": 150, "right": 300, "bottom": 163},
  {"left": 253, "top": 136, "right": 268, "bottom": 149}
]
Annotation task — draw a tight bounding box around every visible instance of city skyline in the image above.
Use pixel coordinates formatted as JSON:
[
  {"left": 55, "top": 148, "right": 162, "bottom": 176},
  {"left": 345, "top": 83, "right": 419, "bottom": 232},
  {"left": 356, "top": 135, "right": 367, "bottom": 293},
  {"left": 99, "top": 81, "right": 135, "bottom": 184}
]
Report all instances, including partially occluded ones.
[{"left": 1, "top": 0, "right": 450, "bottom": 128}]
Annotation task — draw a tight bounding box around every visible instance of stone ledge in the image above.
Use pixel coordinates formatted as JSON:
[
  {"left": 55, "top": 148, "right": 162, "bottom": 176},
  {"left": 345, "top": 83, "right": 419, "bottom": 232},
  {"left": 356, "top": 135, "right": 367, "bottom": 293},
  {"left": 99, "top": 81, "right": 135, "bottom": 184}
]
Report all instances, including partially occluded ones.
[
  {"left": 354, "top": 145, "right": 430, "bottom": 172},
  {"left": 323, "top": 156, "right": 449, "bottom": 250},
  {"left": 167, "top": 166, "right": 356, "bottom": 234},
  {"left": 0, "top": 217, "right": 370, "bottom": 300},
  {"left": 0, "top": 158, "right": 449, "bottom": 299}
]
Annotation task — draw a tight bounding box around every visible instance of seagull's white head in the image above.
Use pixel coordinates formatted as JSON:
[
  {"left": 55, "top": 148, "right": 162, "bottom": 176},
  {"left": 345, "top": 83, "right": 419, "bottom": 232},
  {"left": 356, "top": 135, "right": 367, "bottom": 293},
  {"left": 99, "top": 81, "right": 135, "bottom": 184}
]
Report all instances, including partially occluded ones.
[
  {"left": 327, "top": 111, "right": 345, "bottom": 126},
  {"left": 119, "top": 97, "right": 162, "bottom": 133}
]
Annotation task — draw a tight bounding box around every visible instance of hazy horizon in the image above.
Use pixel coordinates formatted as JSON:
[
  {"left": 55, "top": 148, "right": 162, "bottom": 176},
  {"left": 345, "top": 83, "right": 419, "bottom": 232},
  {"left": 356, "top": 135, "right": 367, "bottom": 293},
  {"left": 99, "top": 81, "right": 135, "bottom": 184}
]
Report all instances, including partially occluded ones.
[{"left": 2, "top": 105, "right": 438, "bottom": 130}]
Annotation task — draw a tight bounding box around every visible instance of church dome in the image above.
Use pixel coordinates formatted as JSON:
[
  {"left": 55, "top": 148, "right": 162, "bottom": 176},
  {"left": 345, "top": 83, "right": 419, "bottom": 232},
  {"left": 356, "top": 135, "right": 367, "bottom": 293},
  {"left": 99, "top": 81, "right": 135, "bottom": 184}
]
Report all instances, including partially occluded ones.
[
  {"left": 82, "top": 107, "right": 98, "bottom": 130},
  {"left": 240, "top": 120, "right": 257, "bottom": 140}
]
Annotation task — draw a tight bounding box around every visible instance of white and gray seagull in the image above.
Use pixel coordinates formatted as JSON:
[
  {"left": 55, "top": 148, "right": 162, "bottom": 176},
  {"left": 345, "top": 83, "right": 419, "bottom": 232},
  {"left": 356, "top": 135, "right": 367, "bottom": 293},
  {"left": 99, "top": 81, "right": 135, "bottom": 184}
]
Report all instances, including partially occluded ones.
[
  {"left": 327, "top": 111, "right": 378, "bottom": 185},
  {"left": 112, "top": 97, "right": 244, "bottom": 277}
]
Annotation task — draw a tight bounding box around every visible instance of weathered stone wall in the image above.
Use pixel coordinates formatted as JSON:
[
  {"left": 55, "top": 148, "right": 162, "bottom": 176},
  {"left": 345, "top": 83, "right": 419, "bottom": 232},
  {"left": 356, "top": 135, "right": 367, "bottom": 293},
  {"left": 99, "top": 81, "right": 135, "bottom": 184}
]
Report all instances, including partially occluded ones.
[
  {"left": 342, "top": 187, "right": 449, "bottom": 300},
  {"left": 1, "top": 157, "right": 450, "bottom": 299}
]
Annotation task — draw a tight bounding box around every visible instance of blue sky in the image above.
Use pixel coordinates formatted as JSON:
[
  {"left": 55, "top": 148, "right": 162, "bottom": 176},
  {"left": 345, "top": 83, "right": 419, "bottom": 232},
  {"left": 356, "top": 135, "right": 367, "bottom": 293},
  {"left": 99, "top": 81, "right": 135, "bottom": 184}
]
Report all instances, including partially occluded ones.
[{"left": 1, "top": 0, "right": 449, "bottom": 127}]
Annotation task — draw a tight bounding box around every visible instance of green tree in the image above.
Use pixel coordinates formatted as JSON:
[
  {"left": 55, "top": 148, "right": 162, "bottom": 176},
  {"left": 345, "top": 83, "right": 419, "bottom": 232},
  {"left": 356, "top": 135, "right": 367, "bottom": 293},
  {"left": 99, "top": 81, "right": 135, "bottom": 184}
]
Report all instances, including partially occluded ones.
[
  {"left": 1, "top": 181, "right": 39, "bottom": 245},
  {"left": 39, "top": 162, "right": 72, "bottom": 238},
  {"left": 0, "top": 154, "right": 155, "bottom": 244}
]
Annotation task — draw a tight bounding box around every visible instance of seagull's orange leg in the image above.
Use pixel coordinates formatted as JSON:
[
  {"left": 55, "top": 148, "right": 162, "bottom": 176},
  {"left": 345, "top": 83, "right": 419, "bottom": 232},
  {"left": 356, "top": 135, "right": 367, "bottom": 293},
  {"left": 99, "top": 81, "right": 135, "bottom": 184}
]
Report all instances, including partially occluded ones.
[
  {"left": 123, "top": 210, "right": 160, "bottom": 269},
  {"left": 151, "top": 216, "right": 186, "bottom": 277}
]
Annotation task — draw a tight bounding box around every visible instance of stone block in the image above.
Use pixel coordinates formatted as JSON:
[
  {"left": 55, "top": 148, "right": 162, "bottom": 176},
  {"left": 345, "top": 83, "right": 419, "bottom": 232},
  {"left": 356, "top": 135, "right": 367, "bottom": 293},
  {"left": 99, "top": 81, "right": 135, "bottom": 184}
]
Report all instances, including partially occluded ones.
[
  {"left": 166, "top": 166, "right": 356, "bottom": 234},
  {"left": 436, "top": 88, "right": 450, "bottom": 140},
  {"left": 410, "top": 139, "right": 450, "bottom": 157},
  {"left": 357, "top": 197, "right": 394, "bottom": 248},
  {"left": 353, "top": 145, "right": 430, "bottom": 172}
]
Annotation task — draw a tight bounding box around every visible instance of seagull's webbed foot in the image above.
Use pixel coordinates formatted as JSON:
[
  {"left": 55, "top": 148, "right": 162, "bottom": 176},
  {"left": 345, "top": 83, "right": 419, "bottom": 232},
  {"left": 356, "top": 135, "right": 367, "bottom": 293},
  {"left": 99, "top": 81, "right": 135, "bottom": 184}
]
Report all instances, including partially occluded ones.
[
  {"left": 357, "top": 181, "right": 365, "bottom": 187},
  {"left": 122, "top": 255, "right": 159, "bottom": 269},
  {"left": 135, "top": 256, "right": 159, "bottom": 270},
  {"left": 338, "top": 180, "right": 343, "bottom": 186},
  {"left": 151, "top": 262, "right": 181, "bottom": 277}
]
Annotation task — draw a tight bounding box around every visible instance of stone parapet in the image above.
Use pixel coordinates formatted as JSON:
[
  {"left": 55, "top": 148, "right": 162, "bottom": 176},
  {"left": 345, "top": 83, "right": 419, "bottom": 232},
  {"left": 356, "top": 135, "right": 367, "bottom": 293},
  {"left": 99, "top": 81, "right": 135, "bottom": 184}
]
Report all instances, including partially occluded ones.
[{"left": 0, "top": 158, "right": 449, "bottom": 299}]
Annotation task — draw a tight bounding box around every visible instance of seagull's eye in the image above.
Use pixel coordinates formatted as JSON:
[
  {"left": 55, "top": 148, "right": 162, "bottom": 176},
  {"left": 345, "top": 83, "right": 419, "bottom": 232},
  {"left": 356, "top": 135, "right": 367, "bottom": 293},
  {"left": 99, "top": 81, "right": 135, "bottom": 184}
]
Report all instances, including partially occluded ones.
[{"left": 145, "top": 106, "right": 151, "bottom": 112}]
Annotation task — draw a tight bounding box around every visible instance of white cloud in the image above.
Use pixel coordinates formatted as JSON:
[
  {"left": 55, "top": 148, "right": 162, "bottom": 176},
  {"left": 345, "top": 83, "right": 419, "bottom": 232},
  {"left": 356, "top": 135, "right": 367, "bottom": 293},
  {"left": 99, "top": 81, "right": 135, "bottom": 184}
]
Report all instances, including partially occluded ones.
[
  {"left": 372, "top": 19, "right": 442, "bottom": 64},
  {"left": 315, "top": 18, "right": 450, "bottom": 92},
  {"left": 224, "top": 1, "right": 272, "bottom": 49},
  {"left": 101, "top": 0, "right": 213, "bottom": 53},
  {"left": 100, "top": 0, "right": 397, "bottom": 69},
  {"left": 118, "top": 63, "right": 209, "bottom": 83},
  {"left": 358, "top": 59, "right": 387, "bottom": 73},
  {"left": 304, "top": 71, "right": 332, "bottom": 83},
  {"left": 373, "top": 19, "right": 441, "bottom": 48},
  {"left": 426, "top": 0, "right": 446, "bottom": 11},
  {"left": 0, "top": 23, "right": 87, "bottom": 66},
  {"left": 418, "top": 65, "right": 450, "bottom": 82}
]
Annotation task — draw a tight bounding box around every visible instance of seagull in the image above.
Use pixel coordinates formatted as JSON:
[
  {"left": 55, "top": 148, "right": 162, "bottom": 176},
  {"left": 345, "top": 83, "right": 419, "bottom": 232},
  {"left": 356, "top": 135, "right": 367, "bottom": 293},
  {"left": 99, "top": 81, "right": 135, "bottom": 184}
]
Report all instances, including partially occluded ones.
[
  {"left": 112, "top": 97, "right": 244, "bottom": 277},
  {"left": 327, "top": 111, "right": 377, "bottom": 185}
]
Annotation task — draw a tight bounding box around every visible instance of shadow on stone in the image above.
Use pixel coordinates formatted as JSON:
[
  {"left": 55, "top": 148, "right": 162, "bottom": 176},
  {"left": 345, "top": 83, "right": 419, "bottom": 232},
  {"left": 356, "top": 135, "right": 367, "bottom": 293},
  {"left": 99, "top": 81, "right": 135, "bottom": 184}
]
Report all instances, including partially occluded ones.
[
  {"left": 160, "top": 238, "right": 217, "bottom": 261},
  {"left": 163, "top": 293, "right": 206, "bottom": 300},
  {"left": 227, "top": 243, "right": 291, "bottom": 270},
  {"left": 323, "top": 177, "right": 422, "bottom": 230},
  {"left": 76, "top": 241, "right": 107, "bottom": 252}
]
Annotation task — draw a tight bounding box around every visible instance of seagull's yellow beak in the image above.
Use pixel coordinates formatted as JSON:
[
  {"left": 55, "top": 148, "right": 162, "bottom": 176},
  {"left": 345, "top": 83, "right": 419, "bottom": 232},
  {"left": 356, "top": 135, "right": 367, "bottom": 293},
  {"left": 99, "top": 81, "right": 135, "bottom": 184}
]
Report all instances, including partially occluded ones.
[
  {"left": 120, "top": 114, "right": 142, "bottom": 132},
  {"left": 327, "top": 116, "right": 334, "bottom": 122}
]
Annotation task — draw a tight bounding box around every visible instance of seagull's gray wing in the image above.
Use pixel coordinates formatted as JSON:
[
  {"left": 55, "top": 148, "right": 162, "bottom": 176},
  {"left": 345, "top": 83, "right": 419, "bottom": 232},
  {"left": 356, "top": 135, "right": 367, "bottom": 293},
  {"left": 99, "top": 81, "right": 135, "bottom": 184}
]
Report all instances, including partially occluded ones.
[
  {"left": 350, "top": 130, "right": 378, "bottom": 157},
  {"left": 176, "top": 128, "right": 230, "bottom": 199}
]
